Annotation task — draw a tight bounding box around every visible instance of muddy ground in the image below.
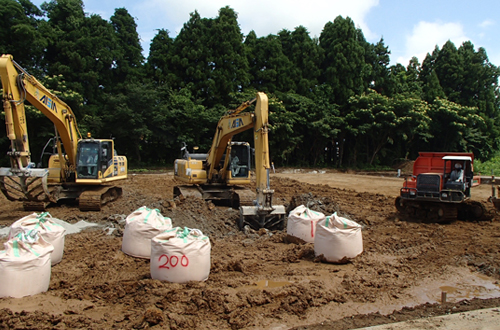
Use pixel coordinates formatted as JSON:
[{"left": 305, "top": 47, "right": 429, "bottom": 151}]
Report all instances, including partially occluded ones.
[{"left": 1, "top": 170, "right": 500, "bottom": 329}]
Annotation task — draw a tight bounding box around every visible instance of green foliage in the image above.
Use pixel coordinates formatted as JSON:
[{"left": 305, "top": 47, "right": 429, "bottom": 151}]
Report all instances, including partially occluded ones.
[
  {"left": 278, "top": 26, "right": 323, "bottom": 96},
  {"left": 319, "top": 16, "right": 367, "bottom": 105},
  {"left": 0, "top": 0, "right": 46, "bottom": 70},
  {"left": 474, "top": 151, "right": 500, "bottom": 176},
  {"left": 2, "top": 5, "right": 500, "bottom": 170},
  {"left": 110, "top": 8, "right": 144, "bottom": 90},
  {"left": 146, "top": 29, "right": 174, "bottom": 86},
  {"left": 245, "top": 32, "right": 294, "bottom": 93}
]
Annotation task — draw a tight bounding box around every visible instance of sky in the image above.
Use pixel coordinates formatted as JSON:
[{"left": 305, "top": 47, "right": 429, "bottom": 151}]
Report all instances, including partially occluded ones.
[{"left": 30, "top": 0, "right": 500, "bottom": 67}]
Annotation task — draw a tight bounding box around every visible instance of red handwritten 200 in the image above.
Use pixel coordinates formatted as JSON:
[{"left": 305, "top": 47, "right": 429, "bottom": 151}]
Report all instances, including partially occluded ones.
[{"left": 158, "top": 254, "right": 189, "bottom": 269}]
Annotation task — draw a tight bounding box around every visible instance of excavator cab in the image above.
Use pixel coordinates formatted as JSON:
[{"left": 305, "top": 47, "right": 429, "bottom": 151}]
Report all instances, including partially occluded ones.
[{"left": 76, "top": 140, "right": 113, "bottom": 179}]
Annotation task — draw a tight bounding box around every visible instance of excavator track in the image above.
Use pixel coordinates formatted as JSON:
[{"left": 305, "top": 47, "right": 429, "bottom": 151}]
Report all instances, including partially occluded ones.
[
  {"left": 233, "top": 188, "right": 256, "bottom": 207},
  {"left": 173, "top": 185, "right": 203, "bottom": 199},
  {"left": 22, "top": 200, "right": 48, "bottom": 211},
  {"left": 78, "top": 186, "right": 122, "bottom": 211}
]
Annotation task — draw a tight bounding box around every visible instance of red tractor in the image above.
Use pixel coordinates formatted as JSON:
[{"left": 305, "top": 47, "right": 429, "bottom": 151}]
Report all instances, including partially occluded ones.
[{"left": 395, "top": 152, "right": 484, "bottom": 221}]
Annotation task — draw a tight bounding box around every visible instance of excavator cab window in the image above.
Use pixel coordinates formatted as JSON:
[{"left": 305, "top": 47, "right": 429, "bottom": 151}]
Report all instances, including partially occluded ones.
[
  {"left": 76, "top": 142, "right": 100, "bottom": 179},
  {"left": 229, "top": 144, "right": 250, "bottom": 178},
  {"left": 100, "top": 142, "right": 113, "bottom": 175}
]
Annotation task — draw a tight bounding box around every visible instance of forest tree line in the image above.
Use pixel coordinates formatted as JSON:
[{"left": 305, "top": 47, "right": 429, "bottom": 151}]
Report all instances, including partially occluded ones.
[{"left": 1, "top": 0, "right": 499, "bottom": 168}]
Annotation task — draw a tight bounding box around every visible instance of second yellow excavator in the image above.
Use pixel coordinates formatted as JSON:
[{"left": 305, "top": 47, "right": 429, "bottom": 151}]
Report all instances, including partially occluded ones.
[
  {"left": 174, "top": 92, "right": 286, "bottom": 230},
  {"left": 0, "top": 54, "right": 127, "bottom": 211}
]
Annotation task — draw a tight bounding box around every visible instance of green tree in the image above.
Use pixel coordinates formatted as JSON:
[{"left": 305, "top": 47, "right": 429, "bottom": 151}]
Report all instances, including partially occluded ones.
[
  {"left": 319, "top": 16, "right": 366, "bottom": 105},
  {"left": 146, "top": 29, "right": 174, "bottom": 86},
  {"left": 208, "top": 6, "right": 249, "bottom": 105},
  {"left": 244, "top": 33, "right": 294, "bottom": 93},
  {"left": 169, "top": 10, "right": 213, "bottom": 104},
  {"left": 365, "top": 38, "right": 391, "bottom": 95},
  {"left": 347, "top": 91, "right": 431, "bottom": 166},
  {"left": 42, "top": 0, "right": 118, "bottom": 116},
  {"left": 434, "top": 41, "right": 462, "bottom": 101},
  {"left": 405, "top": 56, "right": 423, "bottom": 97},
  {"left": 169, "top": 7, "right": 249, "bottom": 107},
  {"left": 278, "top": 26, "right": 323, "bottom": 96},
  {"left": 425, "top": 98, "right": 485, "bottom": 152},
  {"left": 0, "top": 0, "right": 46, "bottom": 69},
  {"left": 110, "top": 7, "right": 144, "bottom": 90}
]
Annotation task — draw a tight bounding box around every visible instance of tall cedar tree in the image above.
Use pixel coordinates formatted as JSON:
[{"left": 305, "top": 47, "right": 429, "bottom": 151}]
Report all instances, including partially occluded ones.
[
  {"left": 208, "top": 6, "right": 249, "bottom": 105},
  {"left": 146, "top": 29, "right": 174, "bottom": 86},
  {"left": 110, "top": 8, "right": 144, "bottom": 90},
  {"left": 278, "top": 26, "right": 323, "bottom": 96},
  {"left": 244, "top": 32, "right": 294, "bottom": 93},
  {"left": 42, "top": 0, "right": 117, "bottom": 116},
  {"left": 319, "top": 16, "right": 366, "bottom": 105}
]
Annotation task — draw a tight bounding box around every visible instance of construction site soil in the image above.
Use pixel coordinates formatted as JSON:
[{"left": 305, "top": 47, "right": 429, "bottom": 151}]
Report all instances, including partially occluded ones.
[{"left": 1, "top": 169, "right": 500, "bottom": 329}]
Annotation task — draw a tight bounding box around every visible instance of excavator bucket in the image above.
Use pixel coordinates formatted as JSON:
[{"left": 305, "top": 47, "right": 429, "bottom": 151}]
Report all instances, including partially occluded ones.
[
  {"left": 0, "top": 167, "right": 53, "bottom": 210},
  {"left": 239, "top": 205, "right": 286, "bottom": 230}
]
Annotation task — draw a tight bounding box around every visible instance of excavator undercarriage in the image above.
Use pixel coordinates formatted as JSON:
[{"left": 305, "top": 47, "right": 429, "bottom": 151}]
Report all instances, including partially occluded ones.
[{"left": 0, "top": 168, "right": 122, "bottom": 211}]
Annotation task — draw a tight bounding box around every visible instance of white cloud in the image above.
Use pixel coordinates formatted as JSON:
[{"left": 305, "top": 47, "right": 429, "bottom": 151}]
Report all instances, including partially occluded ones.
[
  {"left": 479, "top": 19, "right": 495, "bottom": 28},
  {"left": 138, "top": 0, "right": 379, "bottom": 39},
  {"left": 396, "top": 21, "right": 469, "bottom": 66}
]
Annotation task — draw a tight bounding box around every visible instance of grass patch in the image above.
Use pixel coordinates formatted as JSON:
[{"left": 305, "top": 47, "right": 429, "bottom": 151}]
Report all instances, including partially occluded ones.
[{"left": 474, "top": 152, "right": 500, "bottom": 176}]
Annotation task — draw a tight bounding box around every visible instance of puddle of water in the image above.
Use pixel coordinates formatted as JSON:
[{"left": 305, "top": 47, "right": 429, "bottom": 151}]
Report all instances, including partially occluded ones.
[
  {"left": 413, "top": 269, "right": 500, "bottom": 304},
  {"left": 345, "top": 268, "right": 500, "bottom": 316},
  {"left": 237, "top": 279, "right": 292, "bottom": 291}
]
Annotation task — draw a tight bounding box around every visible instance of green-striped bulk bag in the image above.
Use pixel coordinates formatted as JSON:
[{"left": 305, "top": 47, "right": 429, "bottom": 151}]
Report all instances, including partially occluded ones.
[
  {"left": 314, "top": 213, "right": 363, "bottom": 263},
  {"left": 9, "top": 212, "right": 66, "bottom": 265},
  {"left": 287, "top": 205, "right": 325, "bottom": 243},
  {"left": 0, "top": 231, "right": 54, "bottom": 298},
  {"left": 150, "top": 227, "right": 211, "bottom": 283},
  {"left": 122, "top": 206, "right": 173, "bottom": 258}
]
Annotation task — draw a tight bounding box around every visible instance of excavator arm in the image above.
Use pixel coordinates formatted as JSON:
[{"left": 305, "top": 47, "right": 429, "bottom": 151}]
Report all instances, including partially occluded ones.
[
  {"left": 0, "top": 54, "right": 81, "bottom": 173},
  {"left": 239, "top": 93, "right": 285, "bottom": 228},
  {"left": 205, "top": 111, "right": 254, "bottom": 182},
  {"left": 0, "top": 54, "right": 84, "bottom": 207}
]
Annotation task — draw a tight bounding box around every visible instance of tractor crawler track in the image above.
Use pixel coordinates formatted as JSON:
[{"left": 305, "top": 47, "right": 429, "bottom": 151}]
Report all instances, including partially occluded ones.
[{"left": 395, "top": 196, "right": 487, "bottom": 222}]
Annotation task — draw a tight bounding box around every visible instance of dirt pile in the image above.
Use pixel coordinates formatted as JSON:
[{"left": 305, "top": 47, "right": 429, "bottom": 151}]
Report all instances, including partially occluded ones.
[{"left": 0, "top": 173, "right": 499, "bottom": 329}]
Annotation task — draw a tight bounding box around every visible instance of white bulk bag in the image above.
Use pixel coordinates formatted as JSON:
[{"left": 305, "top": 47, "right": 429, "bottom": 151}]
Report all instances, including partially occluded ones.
[
  {"left": 122, "top": 206, "right": 173, "bottom": 258},
  {"left": 151, "top": 227, "right": 211, "bottom": 283},
  {"left": 314, "top": 213, "right": 363, "bottom": 262},
  {"left": 0, "top": 231, "right": 54, "bottom": 298},
  {"left": 286, "top": 205, "right": 325, "bottom": 243},
  {"left": 9, "top": 212, "right": 66, "bottom": 265}
]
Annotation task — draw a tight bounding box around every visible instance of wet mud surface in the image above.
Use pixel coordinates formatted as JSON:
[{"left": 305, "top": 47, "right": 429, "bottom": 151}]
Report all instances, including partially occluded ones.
[{"left": 1, "top": 171, "right": 500, "bottom": 329}]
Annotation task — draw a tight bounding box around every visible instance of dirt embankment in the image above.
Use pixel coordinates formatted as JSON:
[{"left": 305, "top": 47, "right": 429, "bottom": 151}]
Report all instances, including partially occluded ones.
[{"left": 0, "top": 172, "right": 500, "bottom": 329}]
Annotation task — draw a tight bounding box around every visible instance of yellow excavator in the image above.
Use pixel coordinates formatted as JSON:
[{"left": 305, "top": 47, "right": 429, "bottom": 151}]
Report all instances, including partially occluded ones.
[
  {"left": 174, "top": 92, "right": 286, "bottom": 230},
  {"left": 0, "top": 54, "right": 127, "bottom": 211}
]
